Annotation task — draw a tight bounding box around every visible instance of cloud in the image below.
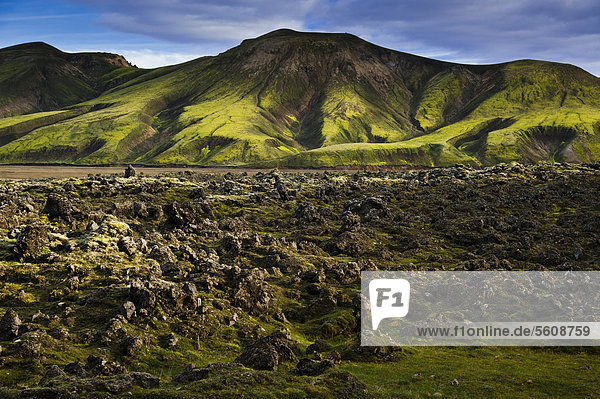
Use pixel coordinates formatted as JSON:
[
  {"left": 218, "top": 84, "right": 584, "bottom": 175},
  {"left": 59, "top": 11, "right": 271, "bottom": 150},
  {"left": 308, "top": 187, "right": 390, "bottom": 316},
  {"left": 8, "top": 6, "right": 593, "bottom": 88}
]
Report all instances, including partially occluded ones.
[
  {"left": 68, "top": 0, "right": 600, "bottom": 75},
  {"left": 0, "top": 13, "right": 88, "bottom": 21},
  {"left": 116, "top": 49, "right": 201, "bottom": 68},
  {"left": 65, "top": 47, "right": 201, "bottom": 68},
  {"left": 71, "top": 0, "right": 315, "bottom": 46}
]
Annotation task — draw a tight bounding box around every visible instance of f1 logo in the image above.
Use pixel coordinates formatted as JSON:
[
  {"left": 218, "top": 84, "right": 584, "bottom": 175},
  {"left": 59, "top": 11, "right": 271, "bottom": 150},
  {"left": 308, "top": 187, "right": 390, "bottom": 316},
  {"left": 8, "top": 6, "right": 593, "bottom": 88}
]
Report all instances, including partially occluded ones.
[{"left": 369, "top": 279, "right": 410, "bottom": 330}]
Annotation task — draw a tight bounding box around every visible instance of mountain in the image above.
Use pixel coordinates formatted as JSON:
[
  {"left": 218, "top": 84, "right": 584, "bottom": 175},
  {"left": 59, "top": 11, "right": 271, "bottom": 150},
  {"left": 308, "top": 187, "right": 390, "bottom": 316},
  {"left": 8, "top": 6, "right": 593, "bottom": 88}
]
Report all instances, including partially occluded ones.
[
  {"left": 0, "top": 29, "right": 599, "bottom": 167},
  {"left": 0, "top": 42, "right": 144, "bottom": 117}
]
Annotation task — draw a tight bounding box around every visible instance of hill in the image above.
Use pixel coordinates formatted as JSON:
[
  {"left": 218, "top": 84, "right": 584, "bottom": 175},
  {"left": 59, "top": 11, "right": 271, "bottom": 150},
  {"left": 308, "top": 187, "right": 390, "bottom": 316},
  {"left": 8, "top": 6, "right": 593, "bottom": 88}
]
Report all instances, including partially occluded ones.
[
  {"left": 0, "top": 42, "right": 146, "bottom": 117},
  {"left": 0, "top": 30, "right": 599, "bottom": 166}
]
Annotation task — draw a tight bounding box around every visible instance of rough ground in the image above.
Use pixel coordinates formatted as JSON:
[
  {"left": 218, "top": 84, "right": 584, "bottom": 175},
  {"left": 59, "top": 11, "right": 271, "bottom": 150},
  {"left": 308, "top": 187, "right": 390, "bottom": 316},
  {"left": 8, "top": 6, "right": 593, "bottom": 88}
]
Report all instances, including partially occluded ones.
[{"left": 0, "top": 163, "right": 599, "bottom": 398}]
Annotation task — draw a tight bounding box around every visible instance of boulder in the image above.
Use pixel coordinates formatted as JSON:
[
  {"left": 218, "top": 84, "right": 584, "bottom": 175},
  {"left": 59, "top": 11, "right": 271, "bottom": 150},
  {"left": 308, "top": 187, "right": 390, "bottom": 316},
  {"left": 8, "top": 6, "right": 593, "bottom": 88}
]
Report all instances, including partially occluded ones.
[
  {"left": 235, "top": 331, "right": 298, "bottom": 371},
  {"left": 125, "top": 165, "right": 136, "bottom": 178},
  {"left": 39, "top": 365, "right": 67, "bottom": 386},
  {"left": 172, "top": 364, "right": 210, "bottom": 384},
  {"left": 160, "top": 333, "right": 178, "bottom": 348},
  {"left": 120, "top": 336, "right": 143, "bottom": 356},
  {"left": 42, "top": 195, "right": 75, "bottom": 222},
  {"left": 84, "top": 355, "right": 127, "bottom": 376},
  {"left": 293, "top": 358, "right": 335, "bottom": 376},
  {"left": 119, "top": 301, "right": 136, "bottom": 320},
  {"left": 0, "top": 308, "right": 21, "bottom": 340},
  {"left": 117, "top": 236, "right": 137, "bottom": 256},
  {"left": 129, "top": 280, "right": 155, "bottom": 310},
  {"left": 64, "top": 361, "right": 88, "bottom": 377},
  {"left": 14, "top": 223, "right": 49, "bottom": 260},
  {"left": 16, "top": 330, "right": 54, "bottom": 358},
  {"left": 149, "top": 245, "right": 176, "bottom": 264},
  {"left": 293, "top": 202, "right": 323, "bottom": 224},
  {"left": 306, "top": 339, "right": 332, "bottom": 355},
  {"left": 128, "top": 372, "right": 160, "bottom": 389}
]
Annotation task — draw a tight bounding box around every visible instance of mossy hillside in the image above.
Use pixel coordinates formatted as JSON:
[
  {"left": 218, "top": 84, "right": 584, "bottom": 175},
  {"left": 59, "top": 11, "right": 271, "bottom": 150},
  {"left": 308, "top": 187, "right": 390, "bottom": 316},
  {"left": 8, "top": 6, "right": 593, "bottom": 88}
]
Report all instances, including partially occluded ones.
[
  {"left": 0, "top": 42, "right": 141, "bottom": 118},
  {"left": 0, "top": 108, "right": 98, "bottom": 150},
  {"left": 0, "top": 31, "right": 600, "bottom": 166},
  {"left": 0, "top": 58, "right": 215, "bottom": 163},
  {"left": 266, "top": 141, "right": 477, "bottom": 168}
]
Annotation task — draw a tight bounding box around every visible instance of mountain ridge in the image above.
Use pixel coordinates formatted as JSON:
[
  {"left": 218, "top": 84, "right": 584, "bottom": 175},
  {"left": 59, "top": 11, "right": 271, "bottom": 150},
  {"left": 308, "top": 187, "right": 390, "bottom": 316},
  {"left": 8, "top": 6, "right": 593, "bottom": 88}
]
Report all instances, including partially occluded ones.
[
  {"left": 0, "top": 41, "right": 143, "bottom": 118},
  {"left": 1, "top": 29, "right": 599, "bottom": 167}
]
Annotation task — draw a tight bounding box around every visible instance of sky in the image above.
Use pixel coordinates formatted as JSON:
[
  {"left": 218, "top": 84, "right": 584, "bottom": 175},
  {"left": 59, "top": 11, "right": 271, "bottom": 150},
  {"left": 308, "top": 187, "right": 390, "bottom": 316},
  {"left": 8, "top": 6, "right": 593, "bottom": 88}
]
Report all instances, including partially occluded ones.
[{"left": 0, "top": 0, "right": 599, "bottom": 76}]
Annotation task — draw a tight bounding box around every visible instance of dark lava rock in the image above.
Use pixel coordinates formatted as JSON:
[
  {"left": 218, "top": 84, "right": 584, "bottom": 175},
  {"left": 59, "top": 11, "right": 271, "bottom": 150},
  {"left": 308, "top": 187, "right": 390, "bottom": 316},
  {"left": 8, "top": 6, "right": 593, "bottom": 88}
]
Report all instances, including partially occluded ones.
[
  {"left": 85, "top": 355, "right": 127, "bottom": 376},
  {"left": 232, "top": 275, "right": 276, "bottom": 316},
  {"left": 16, "top": 331, "right": 54, "bottom": 358},
  {"left": 235, "top": 330, "right": 298, "bottom": 371},
  {"left": 128, "top": 372, "right": 160, "bottom": 389},
  {"left": 172, "top": 362, "right": 244, "bottom": 384},
  {"left": 275, "top": 178, "right": 289, "bottom": 201},
  {"left": 221, "top": 233, "right": 242, "bottom": 256},
  {"left": 42, "top": 195, "right": 74, "bottom": 222},
  {"left": 47, "top": 327, "right": 69, "bottom": 340},
  {"left": 341, "top": 211, "right": 361, "bottom": 232},
  {"left": 101, "top": 317, "right": 128, "bottom": 344},
  {"left": 160, "top": 333, "right": 178, "bottom": 348},
  {"left": 64, "top": 361, "right": 88, "bottom": 377},
  {"left": 149, "top": 245, "right": 176, "bottom": 264},
  {"left": 19, "top": 387, "right": 70, "bottom": 398},
  {"left": 119, "top": 301, "right": 136, "bottom": 320},
  {"left": 117, "top": 236, "right": 137, "bottom": 256},
  {"left": 293, "top": 202, "right": 323, "bottom": 224},
  {"left": 0, "top": 308, "right": 21, "bottom": 340},
  {"left": 125, "top": 165, "right": 136, "bottom": 178},
  {"left": 306, "top": 339, "right": 332, "bottom": 355},
  {"left": 121, "top": 336, "right": 143, "bottom": 356},
  {"left": 32, "top": 370, "right": 159, "bottom": 396},
  {"left": 93, "top": 372, "right": 160, "bottom": 394},
  {"left": 324, "top": 229, "right": 372, "bottom": 256},
  {"left": 172, "top": 364, "right": 210, "bottom": 384},
  {"left": 14, "top": 223, "right": 49, "bottom": 261},
  {"left": 163, "top": 201, "right": 213, "bottom": 227},
  {"left": 343, "top": 196, "right": 387, "bottom": 218},
  {"left": 39, "top": 365, "right": 67, "bottom": 386},
  {"left": 129, "top": 280, "right": 155, "bottom": 309},
  {"left": 293, "top": 358, "right": 335, "bottom": 376},
  {"left": 85, "top": 355, "right": 107, "bottom": 371}
]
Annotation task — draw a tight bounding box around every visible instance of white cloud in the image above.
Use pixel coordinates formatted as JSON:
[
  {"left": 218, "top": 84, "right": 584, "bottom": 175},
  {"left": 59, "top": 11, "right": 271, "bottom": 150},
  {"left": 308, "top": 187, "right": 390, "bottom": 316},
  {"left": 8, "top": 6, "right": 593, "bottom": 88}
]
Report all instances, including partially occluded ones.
[
  {"left": 116, "top": 49, "right": 201, "bottom": 68},
  {"left": 66, "top": 47, "right": 202, "bottom": 68},
  {"left": 67, "top": 0, "right": 600, "bottom": 75}
]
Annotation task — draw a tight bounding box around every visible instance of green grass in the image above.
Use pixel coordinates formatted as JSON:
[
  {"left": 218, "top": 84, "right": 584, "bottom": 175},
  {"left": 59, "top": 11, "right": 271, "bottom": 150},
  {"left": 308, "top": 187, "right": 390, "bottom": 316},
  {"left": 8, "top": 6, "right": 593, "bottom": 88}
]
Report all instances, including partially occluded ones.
[{"left": 343, "top": 347, "right": 600, "bottom": 398}]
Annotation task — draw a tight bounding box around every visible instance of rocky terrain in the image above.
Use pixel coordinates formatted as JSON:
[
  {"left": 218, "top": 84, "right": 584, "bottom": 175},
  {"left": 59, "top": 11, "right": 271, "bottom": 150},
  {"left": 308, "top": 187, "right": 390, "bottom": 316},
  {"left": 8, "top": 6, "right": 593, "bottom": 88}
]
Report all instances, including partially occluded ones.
[{"left": 0, "top": 163, "right": 599, "bottom": 397}]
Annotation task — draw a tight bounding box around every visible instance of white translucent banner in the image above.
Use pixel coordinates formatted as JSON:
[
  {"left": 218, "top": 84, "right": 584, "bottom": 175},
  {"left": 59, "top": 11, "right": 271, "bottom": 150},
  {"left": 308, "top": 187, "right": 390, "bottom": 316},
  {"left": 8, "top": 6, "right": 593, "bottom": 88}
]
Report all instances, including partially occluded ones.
[{"left": 361, "top": 271, "right": 600, "bottom": 346}]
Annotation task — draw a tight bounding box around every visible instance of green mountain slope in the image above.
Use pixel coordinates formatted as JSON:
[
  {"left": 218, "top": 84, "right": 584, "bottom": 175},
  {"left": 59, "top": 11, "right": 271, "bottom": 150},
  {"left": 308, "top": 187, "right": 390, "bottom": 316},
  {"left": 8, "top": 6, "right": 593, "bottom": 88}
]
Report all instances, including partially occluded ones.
[
  {"left": 0, "top": 30, "right": 599, "bottom": 166},
  {"left": 0, "top": 42, "right": 145, "bottom": 117}
]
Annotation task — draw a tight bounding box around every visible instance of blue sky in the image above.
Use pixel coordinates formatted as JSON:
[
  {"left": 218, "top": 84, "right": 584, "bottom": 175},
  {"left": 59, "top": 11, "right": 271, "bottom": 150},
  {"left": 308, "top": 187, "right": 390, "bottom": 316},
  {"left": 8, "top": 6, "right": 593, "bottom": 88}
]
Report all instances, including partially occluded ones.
[{"left": 1, "top": 0, "right": 599, "bottom": 76}]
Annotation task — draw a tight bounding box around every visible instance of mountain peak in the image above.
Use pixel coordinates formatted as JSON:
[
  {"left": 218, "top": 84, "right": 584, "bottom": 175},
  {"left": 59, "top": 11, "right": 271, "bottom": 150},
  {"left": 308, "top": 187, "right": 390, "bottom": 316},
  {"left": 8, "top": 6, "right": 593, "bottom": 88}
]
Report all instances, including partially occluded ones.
[
  {"left": 1, "top": 41, "right": 62, "bottom": 54},
  {"left": 250, "top": 28, "right": 366, "bottom": 46},
  {"left": 0, "top": 42, "right": 140, "bottom": 117}
]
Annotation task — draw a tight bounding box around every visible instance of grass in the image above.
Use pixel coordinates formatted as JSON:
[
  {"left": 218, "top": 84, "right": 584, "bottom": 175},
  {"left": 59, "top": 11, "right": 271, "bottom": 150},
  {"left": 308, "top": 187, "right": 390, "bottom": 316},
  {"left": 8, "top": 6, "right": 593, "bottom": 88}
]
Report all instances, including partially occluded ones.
[{"left": 342, "top": 347, "right": 600, "bottom": 398}]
